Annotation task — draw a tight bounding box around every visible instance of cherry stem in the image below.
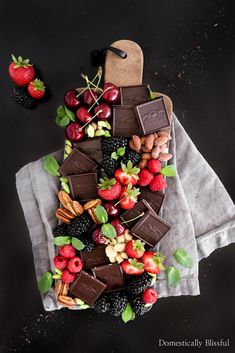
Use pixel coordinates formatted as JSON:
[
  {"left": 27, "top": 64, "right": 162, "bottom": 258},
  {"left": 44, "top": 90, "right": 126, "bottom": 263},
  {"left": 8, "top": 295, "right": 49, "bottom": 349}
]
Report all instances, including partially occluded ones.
[
  {"left": 83, "top": 75, "right": 100, "bottom": 107},
  {"left": 76, "top": 67, "right": 103, "bottom": 98},
  {"left": 81, "top": 109, "right": 102, "bottom": 130},
  {"left": 88, "top": 86, "right": 112, "bottom": 112},
  {"left": 121, "top": 212, "right": 145, "bottom": 224}
]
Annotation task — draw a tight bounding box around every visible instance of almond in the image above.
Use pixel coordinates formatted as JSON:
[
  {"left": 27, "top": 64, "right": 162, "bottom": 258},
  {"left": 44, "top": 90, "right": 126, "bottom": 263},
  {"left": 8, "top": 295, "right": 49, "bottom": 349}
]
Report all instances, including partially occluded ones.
[
  {"left": 151, "top": 146, "right": 160, "bottom": 159},
  {"left": 159, "top": 152, "right": 173, "bottom": 161},
  {"left": 129, "top": 139, "right": 137, "bottom": 151},
  {"left": 141, "top": 146, "right": 152, "bottom": 153},
  {"left": 153, "top": 132, "right": 159, "bottom": 140},
  {"left": 158, "top": 131, "right": 171, "bottom": 139},
  {"left": 140, "top": 136, "right": 146, "bottom": 145},
  {"left": 138, "top": 159, "right": 147, "bottom": 169},
  {"left": 116, "top": 254, "right": 124, "bottom": 263},
  {"left": 145, "top": 134, "right": 154, "bottom": 151},
  {"left": 116, "top": 234, "right": 125, "bottom": 243},
  {"left": 141, "top": 152, "right": 152, "bottom": 160},
  {"left": 120, "top": 252, "right": 128, "bottom": 259},
  {"left": 154, "top": 136, "right": 169, "bottom": 146},
  {"left": 132, "top": 135, "right": 141, "bottom": 152}
]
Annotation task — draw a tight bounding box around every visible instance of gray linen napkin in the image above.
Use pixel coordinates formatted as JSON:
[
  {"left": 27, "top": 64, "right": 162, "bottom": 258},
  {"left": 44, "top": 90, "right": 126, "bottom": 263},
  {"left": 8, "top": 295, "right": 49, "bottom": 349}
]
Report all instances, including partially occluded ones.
[{"left": 16, "top": 115, "right": 235, "bottom": 311}]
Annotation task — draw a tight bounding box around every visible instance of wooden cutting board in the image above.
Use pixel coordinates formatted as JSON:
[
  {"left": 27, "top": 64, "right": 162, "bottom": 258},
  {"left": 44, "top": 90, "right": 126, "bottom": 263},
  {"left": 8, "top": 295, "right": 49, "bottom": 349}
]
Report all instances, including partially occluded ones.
[{"left": 104, "top": 39, "right": 173, "bottom": 120}]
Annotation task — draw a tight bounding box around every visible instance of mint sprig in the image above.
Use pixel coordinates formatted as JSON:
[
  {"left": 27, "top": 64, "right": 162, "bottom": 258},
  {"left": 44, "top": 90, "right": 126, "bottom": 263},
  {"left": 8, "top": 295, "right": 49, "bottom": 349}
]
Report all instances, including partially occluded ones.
[
  {"left": 43, "top": 155, "right": 60, "bottom": 176},
  {"left": 53, "top": 236, "right": 85, "bottom": 251},
  {"left": 111, "top": 147, "right": 126, "bottom": 160},
  {"left": 71, "top": 237, "right": 85, "bottom": 251},
  {"left": 122, "top": 303, "right": 135, "bottom": 323},
  {"left": 173, "top": 249, "right": 194, "bottom": 269},
  {"left": 166, "top": 266, "right": 181, "bottom": 287},
  {"left": 38, "top": 272, "right": 53, "bottom": 294},
  {"left": 101, "top": 223, "right": 117, "bottom": 238},
  {"left": 95, "top": 205, "right": 108, "bottom": 224},
  {"left": 55, "top": 105, "right": 75, "bottom": 128},
  {"left": 160, "top": 165, "right": 176, "bottom": 177}
]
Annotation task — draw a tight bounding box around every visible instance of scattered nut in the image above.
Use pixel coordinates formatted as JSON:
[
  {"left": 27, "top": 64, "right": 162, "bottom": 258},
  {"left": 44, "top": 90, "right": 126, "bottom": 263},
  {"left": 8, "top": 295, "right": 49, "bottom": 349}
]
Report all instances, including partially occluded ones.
[
  {"left": 55, "top": 280, "right": 63, "bottom": 299},
  {"left": 145, "top": 134, "right": 155, "bottom": 151},
  {"left": 159, "top": 152, "right": 173, "bottom": 161},
  {"left": 72, "top": 201, "right": 84, "bottom": 216},
  {"left": 154, "top": 136, "right": 169, "bottom": 147},
  {"left": 57, "top": 295, "right": 76, "bottom": 308},
  {"left": 55, "top": 208, "right": 74, "bottom": 224},
  {"left": 140, "top": 136, "right": 146, "bottom": 145},
  {"left": 141, "top": 146, "right": 152, "bottom": 153},
  {"left": 129, "top": 139, "right": 137, "bottom": 151},
  {"left": 141, "top": 152, "right": 152, "bottom": 160},
  {"left": 113, "top": 243, "right": 126, "bottom": 252},
  {"left": 132, "top": 135, "right": 141, "bottom": 152},
  {"left": 84, "top": 199, "right": 102, "bottom": 210},
  {"left": 105, "top": 244, "right": 117, "bottom": 258},
  {"left": 121, "top": 252, "right": 128, "bottom": 259},
  {"left": 110, "top": 238, "right": 117, "bottom": 245},
  {"left": 109, "top": 257, "right": 116, "bottom": 263},
  {"left": 88, "top": 208, "right": 102, "bottom": 224},
  {"left": 158, "top": 130, "right": 171, "bottom": 139},
  {"left": 138, "top": 159, "right": 147, "bottom": 169},
  {"left": 151, "top": 146, "right": 160, "bottom": 159},
  {"left": 124, "top": 230, "right": 133, "bottom": 241},
  {"left": 116, "top": 254, "right": 124, "bottom": 263},
  {"left": 116, "top": 234, "right": 125, "bottom": 243}
]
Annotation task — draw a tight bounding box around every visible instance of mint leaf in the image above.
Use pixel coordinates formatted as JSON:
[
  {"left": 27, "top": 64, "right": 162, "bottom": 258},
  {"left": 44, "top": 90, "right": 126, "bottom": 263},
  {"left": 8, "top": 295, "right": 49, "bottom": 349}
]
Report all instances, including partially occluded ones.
[
  {"left": 173, "top": 249, "right": 194, "bottom": 269},
  {"left": 53, "top": 236, "right": 71, "bottom": 246},
  {"left": 166, "top": 266, "right": 180, "bottom": 287},
  {"left": 43, "top": 155, "right": 60, "bottom": 177},
  {"left": 57, "top": 105, "right": 65, "bottom": 117},
  {"left": 160, "top": 165, "right": 176, "bottom": 177},
  {"left": 122, "top": 303, "right": 135, "bottom": 323},
  {"left": 38, "top": 272, "right": 53, "bottom": 294},
  {"left": 59, "top": 116, "right": 70, "bottom": 127},
  {"left": 95, "top": 205, "right": 108, "bottom": 224},
  {"left": 71, "top": 237, "right": 85, "bottom": 251},
  {"left": 65, "top": 106, "right": 76, "bottom": 122},
  {"left": 111, "top": 152, "right": 118, "bottom": 160},
  {"left": 101, "top": 223, "right": 117, "bottom": 238},
  {"left": 117, "top": 147, "right": 126, "bottom": 156}
]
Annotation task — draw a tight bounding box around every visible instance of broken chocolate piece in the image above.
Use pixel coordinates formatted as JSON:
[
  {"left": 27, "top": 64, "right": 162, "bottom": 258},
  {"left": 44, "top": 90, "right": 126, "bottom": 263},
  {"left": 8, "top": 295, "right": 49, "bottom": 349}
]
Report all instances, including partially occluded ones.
[
  {"left": 67, "top": 172, "right": 98, "bottom": 201},
  {"left": 59, "top": 148, "right": 98, "bottom": 176},
  {"left": 92, "top": 263, "right": 125, "bottom": 293}
]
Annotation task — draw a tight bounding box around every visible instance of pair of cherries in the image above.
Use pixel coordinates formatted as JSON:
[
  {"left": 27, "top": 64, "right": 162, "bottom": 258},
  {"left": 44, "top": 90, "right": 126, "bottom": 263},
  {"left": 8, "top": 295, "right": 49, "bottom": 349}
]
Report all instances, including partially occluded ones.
[{"left": 64, "top": 83, "right": 120, "bottom": 141}]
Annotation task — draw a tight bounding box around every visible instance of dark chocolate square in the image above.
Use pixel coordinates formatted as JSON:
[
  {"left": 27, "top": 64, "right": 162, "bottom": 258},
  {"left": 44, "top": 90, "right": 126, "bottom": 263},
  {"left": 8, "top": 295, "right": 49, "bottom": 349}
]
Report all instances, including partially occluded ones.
[
  {"left": 129, "top": 210, "right": 171, "bottom": 247},
  {"left": 80, "top": 245, "right": 110, "bottom": 270},
  {"left": 112, "top": 105, "right": 141, "bottom": 137},
  {"left": 121, "top": 199, "right": 155, "bottom": 228},
  {"left": 120, "top": 85, "right": 149, "bottom": 105},
  {"left": 68, "top": 172, "right": 98, "bottom": 201},
  {"left": 139, "top": 188, "right": 165, "bottom": 214},
  {"left": 70, "top": 270, "right": 107, "bottom": 305},
  {"left": 92, "top": 264, "right": 125, "bottom": 293},
  {"left": 134, "top": 97, "right": 170, "bottom": 135},
  {"left": 59, "top": 148, "right": 98, "bottom": 176},
  {"left": 74, "top": 138, "right": 102, "bottom": 164}
]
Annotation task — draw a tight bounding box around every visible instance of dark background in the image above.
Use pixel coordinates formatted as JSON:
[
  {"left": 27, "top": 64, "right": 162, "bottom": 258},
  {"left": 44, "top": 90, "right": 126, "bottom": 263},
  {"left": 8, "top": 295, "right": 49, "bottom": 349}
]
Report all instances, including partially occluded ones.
[{"left": 0, "top": 0, "right": 235, "bottom": 352}]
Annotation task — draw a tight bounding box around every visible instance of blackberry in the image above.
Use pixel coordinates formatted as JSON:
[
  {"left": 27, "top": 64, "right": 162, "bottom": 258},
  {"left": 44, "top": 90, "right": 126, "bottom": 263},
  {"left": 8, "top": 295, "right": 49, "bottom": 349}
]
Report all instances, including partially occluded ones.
[
  {"left": 66, "top": 214, "right": 93, "bottom": 237},
  {"left": 121, "top": 149, "right": 141, "bottom": 166},
  {"left": 109, "top": 292, "right": 128, "bottom": 316},
  {"left": 126, "top": 273, "right": 152, "bottom": 295},
  {"left": 52, "top": 223, "right": 67, "bottom": 237},
  {"left": 12, "top": 87, "right": 35, "bottom": 108},
  {"left": 79, "top": 234, "right": 95, "bottom": 252},
  {"left": 130, "top": 295, "right": 146, "bottom": 316},
  {"left": 102, "top": 137, "right": 128, "bottom": 154},
  {"left": 101, "top": 152, "right": 119, "bottom": 177},
  {"left": 94, "top": 295, "right": 110, "bottom": 313}
]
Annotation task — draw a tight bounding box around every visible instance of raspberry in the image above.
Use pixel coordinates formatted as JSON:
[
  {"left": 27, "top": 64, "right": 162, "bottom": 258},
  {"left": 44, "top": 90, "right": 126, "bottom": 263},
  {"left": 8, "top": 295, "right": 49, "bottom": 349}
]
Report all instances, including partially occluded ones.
[
  {"left": 53, "top": 255, "right": 67, "bottom": 270},
  {"left": 142, "top": 288, "right": 158, "bottom": 304},
  {"left": 146, "top": 159, "right": 162, "bottom": 174},
  {"left": 59, "top": 244, "right": 76, "bottom": 259},
  {"left": 61, "top": 269, "right": 76, "bottom": 284},
  {"left": 149, "top": 174, "right": 167, "bottom": 191},
  {"left": 67, "top": 256, "right": 83, "bottom": 273},
  {"left": 138, "top": 169, "right": 154, "bottom": 187}
]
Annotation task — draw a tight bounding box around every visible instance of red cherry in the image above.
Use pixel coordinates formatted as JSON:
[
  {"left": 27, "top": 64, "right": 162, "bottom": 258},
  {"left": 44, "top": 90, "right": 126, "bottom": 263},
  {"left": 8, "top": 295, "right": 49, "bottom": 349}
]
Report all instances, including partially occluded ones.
[
  {"left": 76, "top": 106, "right": 92, "bottom": 124},
  {"left": 66, "top": 122, "right": 84, "bottom": 141},
  {"left": 104, "top": 202, "right": 121, "bottom": 217},
  {"left": 83, "top": 89, "right": 99, "bottom": 106},
  {"left": 102, "top": 83, "right": 120, "bottom": 103},
  {"left": 92, "top": 228, "right": 106, "bottom": 244},
  {"left": 110, "top": 218, "right": 126, "bottom": 236},
  {"left": 94, "top": 103, "right": 112, "bottom": 120},
  {"left": 64, "top": 89, "right": 81, "bottom": 109}
]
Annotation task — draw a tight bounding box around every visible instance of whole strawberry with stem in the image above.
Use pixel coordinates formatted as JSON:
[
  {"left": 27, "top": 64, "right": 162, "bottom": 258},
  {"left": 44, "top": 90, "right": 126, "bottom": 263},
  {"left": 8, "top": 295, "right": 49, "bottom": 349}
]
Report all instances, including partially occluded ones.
[
  {"left": 9, "top": 54, "right": 35, "bottom": 86},
  {"left": 28, "top": 79, "right": 46, "bottom": 99},
  {"left": 121, "top": 258, "right": 144, "bottom": 275},
  {"left": 98, "top": 177, "right": 122, "bottom": 201},
  {"left": 118, "top": 183, "right": 140, "bottom": 210},
  {"left": 141, "top": 252, "right": 165, "bottom": 274},
  {"left": 114, "top": 161, "right": 140, "bottom": 186},
  {"left": 125, "top": 239, "right": 145, "bottom": 259}
]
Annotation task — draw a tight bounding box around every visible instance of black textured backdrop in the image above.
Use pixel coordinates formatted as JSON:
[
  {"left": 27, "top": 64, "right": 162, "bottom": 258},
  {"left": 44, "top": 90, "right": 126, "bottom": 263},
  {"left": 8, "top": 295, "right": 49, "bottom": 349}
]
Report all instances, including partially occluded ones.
[{"left": 0, "top": 0, "right": 235, "bottom": 352}]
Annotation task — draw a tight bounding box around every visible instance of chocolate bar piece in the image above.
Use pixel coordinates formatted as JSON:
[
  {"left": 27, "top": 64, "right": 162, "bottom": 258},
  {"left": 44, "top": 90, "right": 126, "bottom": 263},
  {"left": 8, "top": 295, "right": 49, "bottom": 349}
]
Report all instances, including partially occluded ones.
[
  {"left": 92, "top": 264, "right": 125, "bottom": 293},
  {"left": 70, "top": 270, "right": 106, "bottom": 305},
  {"left": 121, "top": 199, "right": 155, "bottom": 228},
  {"left": 112, "top": 105, "right": 141, "bottom": 137},
  {"left": 68, "top": 172, "right": 98, "bottom": 201},
  {"left": 74, "top": 138, "right": 102, "bottom": 164},
  {"left": 120, "top": 85, "right": 149, "bottom": 105},
  {"left": 134, "top": 97, "right": 170, "bottom": 135},
  {"left": 80, "top": 245, "right": 109, "bottom": 270},
  {"left": 129, "top": 210, "right": 171, "bottom": 247},
  {"left": 59, "top": 148, "right": 98, "bottom": 176},
  {"left": 139, "top": 188, "right": 165, "bottom": 214}
]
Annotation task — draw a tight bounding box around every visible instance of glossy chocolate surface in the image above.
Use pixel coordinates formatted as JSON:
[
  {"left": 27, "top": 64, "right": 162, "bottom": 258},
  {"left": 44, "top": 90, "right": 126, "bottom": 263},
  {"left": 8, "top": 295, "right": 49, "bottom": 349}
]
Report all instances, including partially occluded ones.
[
  {"left": 59, "top": 148, "right": 98, "bottom": 176},
  {"left": 134, "top": 97, "right": 170, "bottom": 135},
  {"left": 92, "top": 263, "right": 125, "bottom": 293},
  {"left": 129, "top": 210, "right": 171, "bottom": 247},
  {"left": 139, "top": 188, "right": 165, "bottom": 214},
  {"left": 120, "top": 85, "right": 149, "bottom": 105},
  {"left": 68, "top": 172, "right": 98, "bottom": 201},
  {"left": 80, "top": 245, "right": 110, "bottom": 270},
  {"left": 112, "top": 105, "right": 141, "bottom": 137},
  {"left": 74, "top": 138, "right": 102, "bottom": 164},
  {"left": 70, "top": 270, "right": 107, "bottom": 305}
]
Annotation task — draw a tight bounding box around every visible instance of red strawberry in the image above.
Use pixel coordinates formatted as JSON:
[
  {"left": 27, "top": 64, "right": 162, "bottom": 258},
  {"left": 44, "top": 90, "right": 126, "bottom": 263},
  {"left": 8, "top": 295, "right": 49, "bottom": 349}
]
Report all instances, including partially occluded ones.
[
  {"left": 142, "top": 288, "right": 158, "bottom": 304},
  {"left": 141, "top": 252, "right": 165, "bottom": 274},
  {"left": 119, "top": 184, "right": 140, "bottom": 210},
  {"left": 138, "top": 169, "right": 154, "bottom": 187},
  {"left": 114, "top": 161, "right": 140, "bottom": 186},
  {"left": 149, "top": 174, "right": 167, "bottom": 191},
  {"left": 146, "top": 159, "right": 162, "bottom": 174},
  {"left": 8, "top": 54, "right": 35, "bottom": 86},
  {"left": 125, "top": 240, "right": 145, "bottom": 258},
  {"left": 121, "top": 259, "right": 144, "bottom": 275},
  {"left": 98, "top": 177, "right": 122, "bottom": 200},
  {"left": 61, "top": 269, "right": 76, "bottom": 284},
  {"left": 28, "top": 79, "right": 46, "bottom": 99}
]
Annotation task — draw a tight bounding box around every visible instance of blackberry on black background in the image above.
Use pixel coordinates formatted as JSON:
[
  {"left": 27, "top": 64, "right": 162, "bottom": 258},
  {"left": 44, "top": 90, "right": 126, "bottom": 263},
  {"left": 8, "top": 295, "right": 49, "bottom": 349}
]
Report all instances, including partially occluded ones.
[
  {"left": 66, "top": 214, "right": 93, "bottom": 237},
  {"left": 101, "top": 137, "right": 128, "bottom": 154},
  {"left": 126, "top": 273, "right": 152, "bottom": 295},
  {"left": 12, "top": 87, "right": 35, "bottom": 108},
  {"left": 129, "top": 295, "right": 146, "bottom": 316},
  {"left": 94, "top": 295, "right": 110, "bottom": 313},
  {"left": 109, "top": 292, "right": 128, "bottom": 316},
  {"left": 121, "top": 149, "right": 141, "bottom": 166},
  {"left": 52, "top": 223, "right": 67, "bottom": 237},
  {"left": 101, "top": 152, "right": 119, "bottom": 177}
]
